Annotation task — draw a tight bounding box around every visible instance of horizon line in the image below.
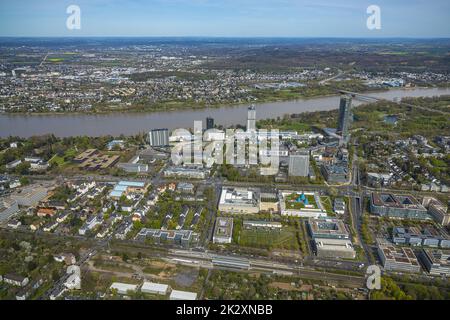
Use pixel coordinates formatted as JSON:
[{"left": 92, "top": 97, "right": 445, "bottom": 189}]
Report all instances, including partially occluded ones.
[{"left": 1, "top": 35, "right": 450, "bottom": 39}]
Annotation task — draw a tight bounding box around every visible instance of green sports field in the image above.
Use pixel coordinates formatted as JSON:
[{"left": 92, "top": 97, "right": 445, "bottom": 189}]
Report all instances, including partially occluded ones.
[{"left": 236, "top": 226, "right": 300, "bottom": 250}]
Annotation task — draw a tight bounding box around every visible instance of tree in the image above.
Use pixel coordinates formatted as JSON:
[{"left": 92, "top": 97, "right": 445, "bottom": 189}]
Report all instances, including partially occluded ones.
[{"left": 15, "top": 161, "right": 30, "bottom": 175}]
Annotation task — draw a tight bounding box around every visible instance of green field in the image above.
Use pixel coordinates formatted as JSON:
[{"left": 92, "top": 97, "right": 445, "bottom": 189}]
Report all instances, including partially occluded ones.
[
  {"left": 47, "top": 58, "right": 65, "bottom": 63},
  {"left": 320, "top": 196, "right": 334, "bottom": 215},
  {"left": 236, "top": 226, "right": 300, "bottom": 250},
  {"left": 284, "top": 193, "right": 317, "bottom": 210}
]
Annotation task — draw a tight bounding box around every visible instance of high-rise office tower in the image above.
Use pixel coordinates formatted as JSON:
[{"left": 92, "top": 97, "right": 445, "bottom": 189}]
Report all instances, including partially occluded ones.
[
  {"left": 149, "top": 128, "right": 169, "bottom": 147},
  {"left": 337, "top": 95, "right": 352, "bottom": 143},
  {"left": 206, "top": 117, "right": 214, "bottom": 130},
  {"left": 247, "top": 105, "right": 256, "bottom": 132},
  {"left": 288, "top": 154, "right": 310, "bottom": 177}
]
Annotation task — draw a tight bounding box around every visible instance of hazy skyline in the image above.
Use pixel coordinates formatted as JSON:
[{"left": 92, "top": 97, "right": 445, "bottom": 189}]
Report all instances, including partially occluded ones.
[{"left": 1, "top": 0, "right": 449, "bottom": 37}]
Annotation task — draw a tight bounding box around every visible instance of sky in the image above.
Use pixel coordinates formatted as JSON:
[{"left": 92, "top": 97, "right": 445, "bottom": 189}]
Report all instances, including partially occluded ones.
[{"left": 0, "top": 0, "right": 449, "bottom": 37}]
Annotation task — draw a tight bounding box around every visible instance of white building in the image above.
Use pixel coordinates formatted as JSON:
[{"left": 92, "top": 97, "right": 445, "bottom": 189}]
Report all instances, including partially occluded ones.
[
  {"left": 169, "top": 290, "right": 197, "bottom": 300},
  {"left": 110, "top": 282, "right": 138, "bottom": 295},
  {"left": 314, "top": 238, "right": 356, "bottom": 259},
  {"left": 218, "top": 187, "right": 260, "bottom": 214},
  {"left": 141, "top": 282, "right": 169, "bottom": 295}
]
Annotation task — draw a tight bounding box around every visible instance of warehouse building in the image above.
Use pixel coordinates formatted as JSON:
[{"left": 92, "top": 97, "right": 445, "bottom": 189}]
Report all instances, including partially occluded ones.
[
  {"left": 141, "top": 282, "right": 169, "bottom": 295},
  {"left": 169, "top": 290, "right": 197, "bottom": 300},
  {"left": 110, "top": 282, "right": 138, "bottom": 295}
]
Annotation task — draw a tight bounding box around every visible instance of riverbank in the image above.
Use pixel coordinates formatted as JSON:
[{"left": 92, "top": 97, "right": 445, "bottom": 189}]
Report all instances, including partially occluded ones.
[
  {"left": 0, "top": 85, "right": 418, "bottom": 117},
  {"left": 1, "top": 86, "right": 449, "bottom": 138}
]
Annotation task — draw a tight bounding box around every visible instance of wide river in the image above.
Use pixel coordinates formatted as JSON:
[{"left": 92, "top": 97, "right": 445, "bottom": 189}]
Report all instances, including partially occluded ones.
[{"left": 1, "top": 87, "right": 449, "bottom": 137}]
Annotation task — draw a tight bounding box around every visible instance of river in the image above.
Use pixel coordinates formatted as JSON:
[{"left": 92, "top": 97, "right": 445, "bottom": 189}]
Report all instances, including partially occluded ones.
[{"left": 0, "top": 87, "right": 449, "bottom": 137}]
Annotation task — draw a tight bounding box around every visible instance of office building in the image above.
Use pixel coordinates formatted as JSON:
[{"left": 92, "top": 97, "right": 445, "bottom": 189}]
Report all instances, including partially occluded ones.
[
  {"left": 117, "top": 155, "right": 149, "bottom": 173},
  {"left": 313, "top": 238, "right": 356, "bottom": 259},
  {"left": 74, "top": 149, "right": 120, "bottom": 171},
  {"left": 218, "top": 187, "right": 260, "bottom": 214},
  {"left": 392, "top": 226, "right": 450, "bottom": 248},
  {"left": 377, "top": 242, "right": 421, "bottom": 273},
  {"left": 422, "top": 197, "right": 450, "bottom": 226},
  {"left": 206, "top": 117, "right": 214, "bottom": 130},
  {"left": 247, "top": 105, "right": 256, "bottom": 132},
  {"left": 213, "top": 217, "right": 233, "bottom": 244},
  {"left": 333, "top": 198, "right": 346, "bottom": 214},
  {"left": 136, "top": 229, "right": 197, "bottom": 248},
  {"left": 259, "top": 191, "right": 279, "bottom": 213},
  {"left": 164, "top": 166, "right": 209, "bottom": 179},
  {"left": 370, "top": 193, "right": 429, "bottom": 220},
  {"left": 149, "top": 128, "right": 169, "bottom": 147},
  {"left": 308, "top": 218, "right": 350, "bottom": 240},
  {"left": 321, "top": 163, "right": 349, "bottom": 183},
  {"left": 337, "top": 94, "right": 352, "bottom": 143},
  {"left": 419, "top": 249, "right": 450, "bottom": 276},
  {"left": 288, "top": 154, "right": 309, "bottom": 177}
]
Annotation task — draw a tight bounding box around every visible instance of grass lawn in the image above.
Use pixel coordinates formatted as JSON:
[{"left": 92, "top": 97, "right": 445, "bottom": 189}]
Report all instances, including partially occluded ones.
[
  {"left": 47, "top": 58, "right": 65, "bottom": 63},
  {"left": 320, "top": 196, "right": 334, "bottom": 215},
  {"left": 49, "top": 154, "right": 66, "bottom": 167},
  {"left": 285, "top": 193, "right": 317, "bottom": 210},
  {"left": 236, "top": 226, "right": 299, "bottom": 250}
]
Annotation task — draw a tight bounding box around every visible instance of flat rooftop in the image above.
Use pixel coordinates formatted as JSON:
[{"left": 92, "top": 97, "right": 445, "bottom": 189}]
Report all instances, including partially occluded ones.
[
  {"left": 214, "top": 217, "right": 233, "bottom": 238},
  {"left": 379, "top": 244, "right": 420, "bottom": 266},
  {"left": 219, "top": 187, "right": 259, "bottom": 207},
  {"left": 371, "top": 192, "right": 425, "bottom": 210},
  {"left": 308, "top": 218, "right": 349, "bottom": 237}
]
